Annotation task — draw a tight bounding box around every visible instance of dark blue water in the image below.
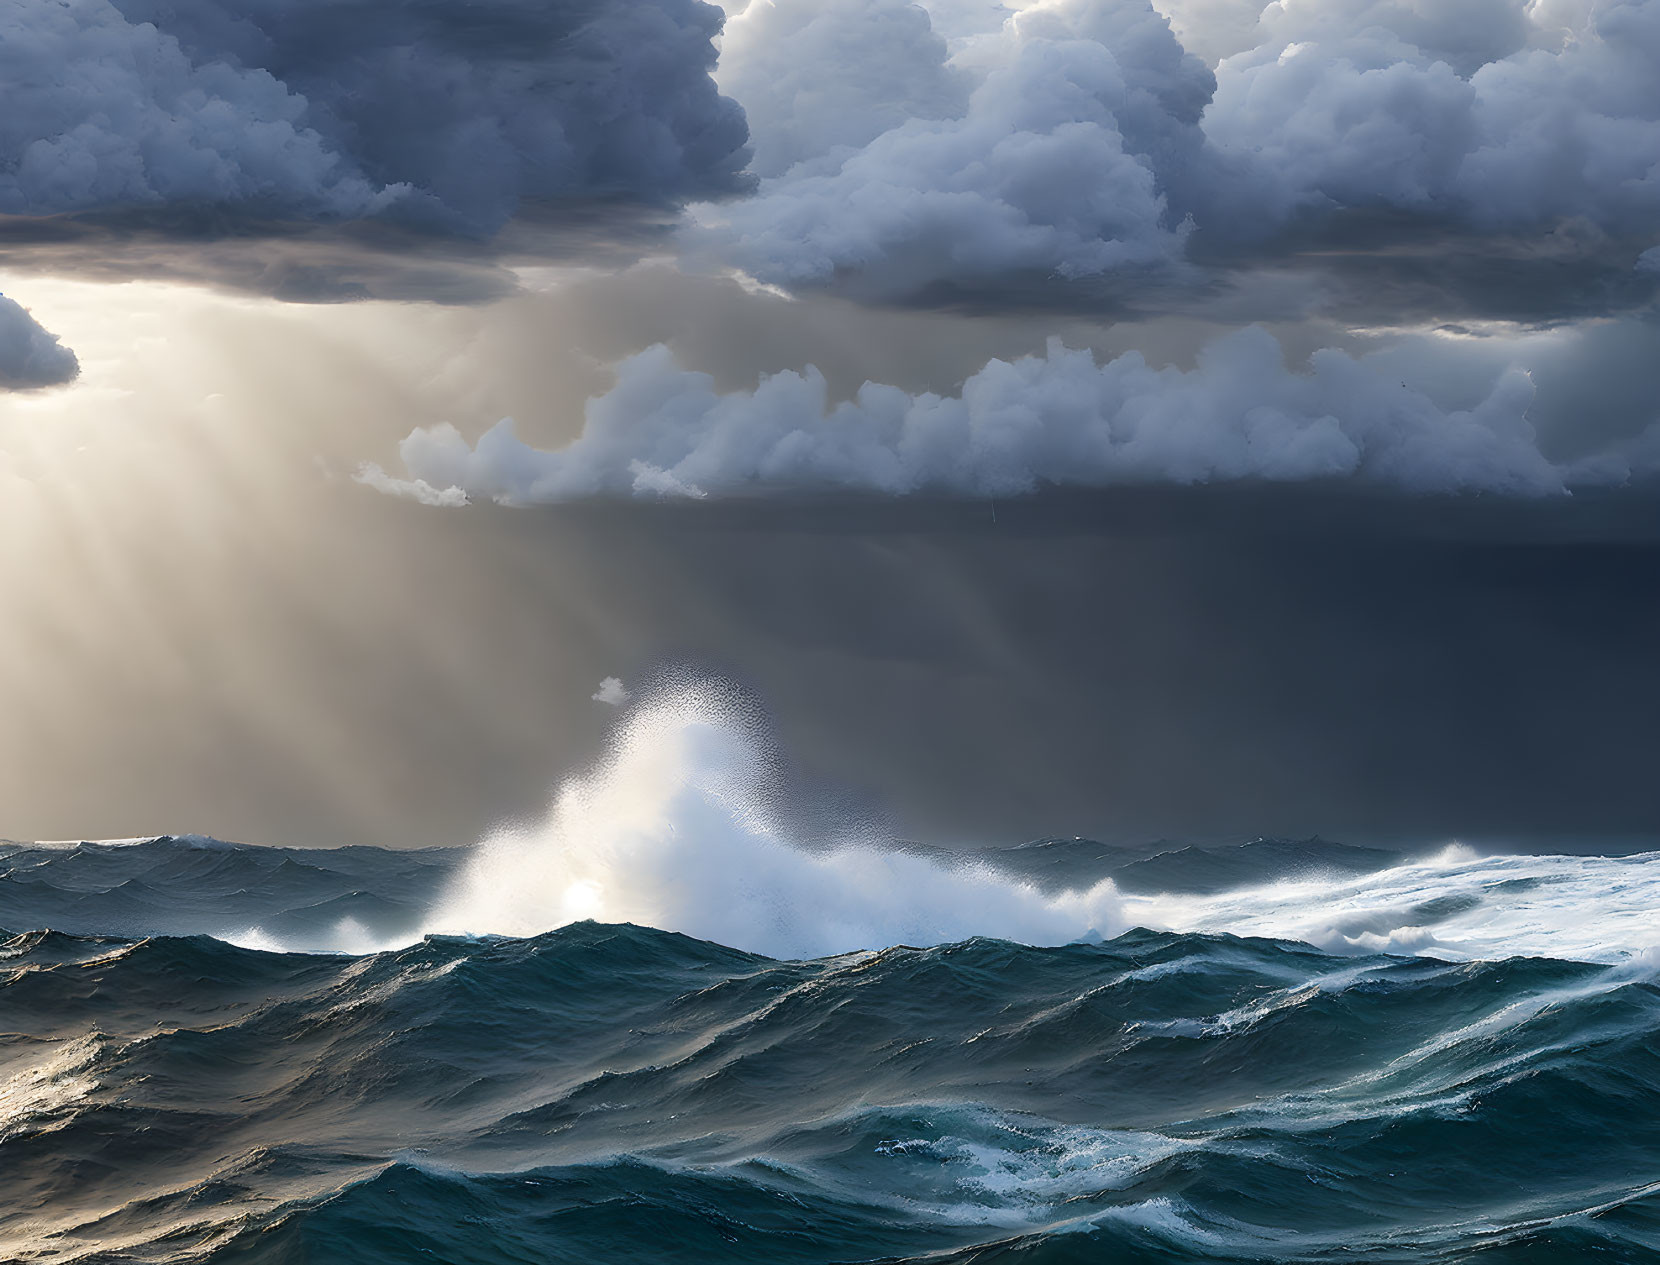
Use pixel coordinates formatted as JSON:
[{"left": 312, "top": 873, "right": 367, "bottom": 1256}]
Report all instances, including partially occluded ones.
[{"left": 4, "top": 837, "right": 1660, "bottom": 1263}]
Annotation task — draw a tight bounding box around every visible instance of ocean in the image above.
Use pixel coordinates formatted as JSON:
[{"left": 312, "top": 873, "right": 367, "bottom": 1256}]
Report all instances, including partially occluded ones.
[{"left": 4, "top": 689, "right": 1658, "bottom": 1263}]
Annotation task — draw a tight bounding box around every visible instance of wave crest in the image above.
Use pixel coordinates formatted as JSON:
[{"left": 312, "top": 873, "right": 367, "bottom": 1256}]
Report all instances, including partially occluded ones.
[{"left": 422, "top": 679, "right": 1123, "bottom": 958}]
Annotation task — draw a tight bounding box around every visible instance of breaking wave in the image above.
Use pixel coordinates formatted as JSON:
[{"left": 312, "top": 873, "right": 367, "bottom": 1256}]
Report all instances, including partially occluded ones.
[
  {"left": 421, "top": 676, "right": 1658, "bottom": 967},
  {"left": 4, "top": 676, "right": 1659, "bottom": 1262},
  {"left": 423, "top": 679, "right": 1123, "bottom": 958}
]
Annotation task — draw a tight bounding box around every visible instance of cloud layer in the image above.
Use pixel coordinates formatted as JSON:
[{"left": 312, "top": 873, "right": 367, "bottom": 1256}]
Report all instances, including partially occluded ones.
[
  {"left": 2, "top": 0, "right": 749, "bottom": 231},
  {"left": 0, "top": 294, "right": 79, "bottom": 388},
  {"left": 701, "top": 0, "right": 1660, "bottom": 301},
  {"left": 6, "top": 0, "right": 1656, "bottom": 324},
  {"left": 360, "top": 327, "right": 1628, "bottom": 503}
]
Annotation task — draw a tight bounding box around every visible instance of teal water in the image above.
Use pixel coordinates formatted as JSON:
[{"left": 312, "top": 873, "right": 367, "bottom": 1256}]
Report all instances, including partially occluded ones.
[{"left": 3, "top": 837, "right": 1659, "bottom": 1263}]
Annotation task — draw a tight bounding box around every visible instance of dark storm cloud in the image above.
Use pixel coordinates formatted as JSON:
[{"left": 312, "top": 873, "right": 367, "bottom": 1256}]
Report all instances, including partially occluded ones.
[
  {"left": 8, "top": 0, "right": 1660, "bottom": 504},
  {"left": 7, "top": 0, "right": 1656, "bottom": 326},
  {"left": 0, "top": 0, "right": 746, "bottom": 307},
  {"left": 1208, "top": 0, "right": 1660, "bottom": 233},
  {"left": 1189, "top": 214, "right": 1660, "bottom": 330},
  {"left": 700, "top": 0, "right": 1660, "bottom": 321},
  {"left": 2, "top": 0, "right": 749, "bottom": 231},
  {"left": 698, "top": 0, "right": 1213, "bottom": 296},
  {"left": 0, "top": 202, "right": 681, "bottom": 305},
  {"left": 0, "top": 292, "right": 78, "bottom": 387},
  {"left": 329, "top": 0, "right": 1660, "bottom": 503}
]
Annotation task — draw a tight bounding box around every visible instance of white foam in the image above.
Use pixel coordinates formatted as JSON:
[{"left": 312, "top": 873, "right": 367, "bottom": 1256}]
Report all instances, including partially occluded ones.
[
  {"left": 414, "top": 678, "right": 1660, "bottom": 965},
  {"left": 222, "top": 916, "right": 398, "bottom": 957},
  {"left": 861, "top": 1106, "right": 1264, "bottom": 1247},
  {"left": 0, "top": 1035, "right": 103, "bottom": 1140},
  {"left": 1134, "top": 846, "right": 1660, "bottom": 965},
  {"left": 421, "top": 680, "right": 1123, "bottom": 960},
  {"left": 28, "top": 833, "right": 232, "bottom": 850}
]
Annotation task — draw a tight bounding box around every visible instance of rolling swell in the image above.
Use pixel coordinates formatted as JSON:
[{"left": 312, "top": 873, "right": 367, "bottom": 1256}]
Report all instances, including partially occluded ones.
[
  {"left": 5, "top": 919, "right": 1660, "bottom": 1262},
  {"left": 5, "top": 696, "right": 1659, "bottom": 1261}
]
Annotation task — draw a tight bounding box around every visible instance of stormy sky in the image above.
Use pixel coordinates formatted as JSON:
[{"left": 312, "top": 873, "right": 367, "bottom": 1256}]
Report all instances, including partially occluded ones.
[{"left": 0, "top": 0, "right": 1656, "bottom": 851}]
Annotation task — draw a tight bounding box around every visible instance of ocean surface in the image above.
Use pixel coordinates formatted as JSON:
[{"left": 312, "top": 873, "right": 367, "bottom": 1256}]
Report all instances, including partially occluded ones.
[{"left": 4, "top": 692, "right": 1659, "bottom": 1263}]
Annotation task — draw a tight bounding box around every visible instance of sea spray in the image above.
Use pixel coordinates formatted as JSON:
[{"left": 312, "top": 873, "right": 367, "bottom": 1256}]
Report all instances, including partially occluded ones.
[
  {"left": 422, "top": 678, "right": 1125, "bottom": 958},
  {"left": 421, "top": 677, "right": 1660, "bottom": 963},
  {"left": 13, "top": 679, "right": 1656, "bottom": 969}
]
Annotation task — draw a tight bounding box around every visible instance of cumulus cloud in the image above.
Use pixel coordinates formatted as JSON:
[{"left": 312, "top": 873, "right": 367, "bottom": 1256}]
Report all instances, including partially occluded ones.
[
  {"left": 693, "top": 0, "right": 1660, "bottom": 305},
  {"left": 10, "top": 0, "right": 1656, "bottom": 321},
  {"left": 698, "top": 0, "right": 1211, "bottom": 295},
  {"left": 0, "top": 294, "right": 80, "bottom": 389},
  {"left": 716, "top": 0, "right": 968, "bottom": 178},
  {"left": 1203, "top": 0, "right": 1660, "bottom": 233},
  {"left": 359, "top": 327, "right": 1590, "bottom": 503},
  {"left": 1, "top": 0, "right": 749, "bottom": 233},
  {"left": 592, "top": 676, "right": 633, "bottom": 706},
  {"left": 1247, "top": 0, "right": 1535, "bottom": 75},
  {"left": 0, "top": 0, "right": 381, "bottom": 220},
  {"left": 1143, "top": 0, "right": 1269, "bottom": 66}
]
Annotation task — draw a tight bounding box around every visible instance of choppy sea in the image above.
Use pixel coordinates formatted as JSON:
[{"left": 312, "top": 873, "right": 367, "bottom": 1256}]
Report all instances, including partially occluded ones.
[{"left": 4, "top": 690, "right": 1659, "bottom": 1263}]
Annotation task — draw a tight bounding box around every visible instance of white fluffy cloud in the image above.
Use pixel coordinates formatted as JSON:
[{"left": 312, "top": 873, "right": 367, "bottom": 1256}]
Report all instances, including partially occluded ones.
[
  {"left": 0, "top": 295, "right": 80, "bottom": 389},
  {"left": 360, "top": 327, "right": 1589, "bottom": 503},
  {"left": 2, "top": 0, "right": 749, "bottom": 231}
]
